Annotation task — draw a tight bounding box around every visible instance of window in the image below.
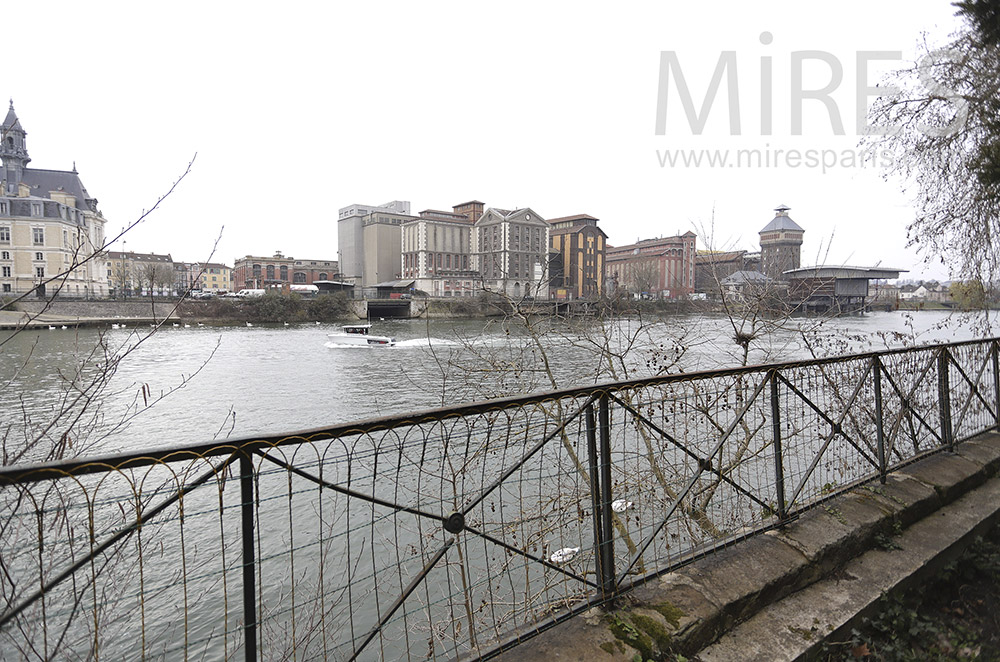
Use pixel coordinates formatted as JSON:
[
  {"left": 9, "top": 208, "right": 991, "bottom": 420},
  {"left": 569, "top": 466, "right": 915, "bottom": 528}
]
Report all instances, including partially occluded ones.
[
  {"left": 35, "top": 252, "right": 43, "bottom": 261},
  {"left": 280, "top": 266, "right": 288, "bottom": 280},
  {"left": 1, "top": 251, "right": 8, "bottom": 260},
  {"left": 293, "top": 272, "right": 306, "bottom": 283},
  {"left": 2, "top": 284, "right": 9, "bottom": 292},
  {"left": 1, "top": 266, "right": 9, "bottom": 277},
  {"left": 318, "top": 272, "right": 327, "bottom": 280},
  {"left": 0, "top": 226, "right": 8, "bottom": 242},
  {"left": 266, "top": 265, "right": 275, "bottom": 279},
  {"left": 35, "top": 266, "right": 44, "bottom": 278},
  {"left": 33, "top": 228, "right": 44, "bottom": 245},
  {"left": 0, "top": 202, "right": 6, "bottom": 214},
  {"left": 31, "top": 203, "right": 42, "bottom": 217}
]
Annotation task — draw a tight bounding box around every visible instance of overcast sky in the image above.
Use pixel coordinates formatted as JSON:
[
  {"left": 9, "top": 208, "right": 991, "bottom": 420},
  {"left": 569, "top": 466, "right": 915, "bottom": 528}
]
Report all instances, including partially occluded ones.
[{"left": 6, "top": 1, "right": 965, "bottom": 280}]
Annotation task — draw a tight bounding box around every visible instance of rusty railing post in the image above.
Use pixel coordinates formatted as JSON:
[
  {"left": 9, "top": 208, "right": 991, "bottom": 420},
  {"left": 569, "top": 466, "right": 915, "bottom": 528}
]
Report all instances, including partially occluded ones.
[
  {"left": 585, "top": 402, "right": 606, "bottom": 600},
  {"left": 240, "top": 450, "right": 258, "bottom": 662},
  {"left": 873, "top": 356, "right": 887, "bottom": 483},
  {"left": 597, "top": 394, "right": 615, "bottom": 598},
  {"left": 993, "top": 340, "right": 1000, "bottom": 431},
  {"left": 770, "top": 370, "right": 787, "bottom": 522},
  {"left": 938, "top": 348, "right": 953, "bottom": 452}
]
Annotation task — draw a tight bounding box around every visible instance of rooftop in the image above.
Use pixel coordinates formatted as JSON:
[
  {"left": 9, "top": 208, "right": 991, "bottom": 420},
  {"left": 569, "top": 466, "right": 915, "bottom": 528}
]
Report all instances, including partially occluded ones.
[{"left": 760, "top": 204, "right": 804, "bottom": 234}]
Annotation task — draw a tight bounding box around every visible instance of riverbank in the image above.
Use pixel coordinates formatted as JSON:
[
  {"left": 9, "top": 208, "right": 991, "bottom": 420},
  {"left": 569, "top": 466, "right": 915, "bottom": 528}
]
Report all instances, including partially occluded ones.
[
  {"left": 1, "top": 295, "right": 705, "bottom": 328},
  {"left": 1, "top": 294, "right": 986, "bottom": 331},
  {"left": 0, "top": 302, "right": 175, "bottom": 330}
]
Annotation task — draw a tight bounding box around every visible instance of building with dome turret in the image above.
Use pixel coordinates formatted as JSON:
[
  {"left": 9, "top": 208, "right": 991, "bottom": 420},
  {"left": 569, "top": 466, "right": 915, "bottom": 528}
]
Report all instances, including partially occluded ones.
[
  {"left": 0, "top": 101, "right": 108, "bottom": 298},
  {"left": 759, "top": 204, "right": 803, "bottom": 281}
]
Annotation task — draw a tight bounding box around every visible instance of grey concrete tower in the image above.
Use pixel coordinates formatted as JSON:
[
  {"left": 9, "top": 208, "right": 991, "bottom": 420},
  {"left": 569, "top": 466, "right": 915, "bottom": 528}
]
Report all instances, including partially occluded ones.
[
  {"left": 759, "top": 204, "right": 804, "bottom": 280},
  {"left": 0, "top": 100, "right": 30, "bottom": 195}
]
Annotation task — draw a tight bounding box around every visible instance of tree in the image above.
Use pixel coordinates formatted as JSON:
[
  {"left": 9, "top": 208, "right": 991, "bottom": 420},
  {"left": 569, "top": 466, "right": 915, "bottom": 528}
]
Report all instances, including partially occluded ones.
[
  {"left": 110, "top": 258, "right": 134, "bottom": 297},
  {"left": 950, "top": 278, "right": 987, "bottom": 309},
  {"left": 866, "top": 0, "right": 1000, "bottom": 285},
  {"left": 0, "top": 159, "right": 230, "bottom": 660},
  {"left": 136, "top": 261, "right": 174, "bottom": 296}
]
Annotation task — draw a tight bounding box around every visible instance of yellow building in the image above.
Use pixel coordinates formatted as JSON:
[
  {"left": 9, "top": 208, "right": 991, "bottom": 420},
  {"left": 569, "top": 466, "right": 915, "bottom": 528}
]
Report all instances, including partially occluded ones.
[
  {"left": 197, "top": 262, "right": 231, "bottom": 291},
  {"left": 548, "top": 214, "right": 607, "bottom": 299}
]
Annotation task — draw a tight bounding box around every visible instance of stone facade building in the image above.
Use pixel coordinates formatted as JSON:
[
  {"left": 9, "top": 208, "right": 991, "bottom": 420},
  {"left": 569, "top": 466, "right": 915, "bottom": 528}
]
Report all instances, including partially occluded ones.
[
  {"left": 548, "top": 214, "right": 607, "bottom": 299},
  {"left": 401, "top": 204, "right": 480, "bottom": 297},
  {"left": 0, "top": 102, "right": 108, "bottom": 298},
  {"left": 472, "top": 207, "right": 550, "bottom": 299}
]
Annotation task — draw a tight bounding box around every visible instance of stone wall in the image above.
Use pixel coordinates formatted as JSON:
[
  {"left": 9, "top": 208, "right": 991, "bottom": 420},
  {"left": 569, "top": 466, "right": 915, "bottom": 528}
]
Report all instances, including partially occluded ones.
[{"left": 14, "top": 299, "right": 177, "bottom": 319}]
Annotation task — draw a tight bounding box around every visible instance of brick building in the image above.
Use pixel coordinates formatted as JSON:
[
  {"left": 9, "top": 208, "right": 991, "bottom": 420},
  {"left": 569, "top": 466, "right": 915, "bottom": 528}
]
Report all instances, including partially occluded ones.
[
  {"left": 233, "top": 252, "right": 337, "bottom": 291},
  {"left": 606, "top": 232, "right": 696, "bottom": 299}
]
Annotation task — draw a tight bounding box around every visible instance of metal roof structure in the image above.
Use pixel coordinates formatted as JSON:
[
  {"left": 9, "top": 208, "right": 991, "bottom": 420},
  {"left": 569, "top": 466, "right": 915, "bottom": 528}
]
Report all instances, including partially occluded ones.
[{"left": 783, "top": 266, "right": 906, "bottom": 279}]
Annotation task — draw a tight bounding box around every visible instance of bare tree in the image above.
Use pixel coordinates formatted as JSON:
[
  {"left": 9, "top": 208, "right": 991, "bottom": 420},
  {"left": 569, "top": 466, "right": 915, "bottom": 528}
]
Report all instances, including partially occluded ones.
[
  {"left": 0, "top": 157, "right": 240, "bottom": 661},
  {"left": 866, "top": 2, "right": 1000, "bottom": 286}
]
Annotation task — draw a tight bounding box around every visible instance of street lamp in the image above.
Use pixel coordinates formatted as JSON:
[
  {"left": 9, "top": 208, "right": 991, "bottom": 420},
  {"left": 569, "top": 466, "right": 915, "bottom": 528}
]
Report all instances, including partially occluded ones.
[{"left": 122, "top": 240, "right": 127, "bottom": 299}]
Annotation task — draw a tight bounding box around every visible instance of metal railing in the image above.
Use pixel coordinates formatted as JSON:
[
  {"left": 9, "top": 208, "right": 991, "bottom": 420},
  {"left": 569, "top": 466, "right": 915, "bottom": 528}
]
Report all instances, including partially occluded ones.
[{"left": 1, "top": 338, "right": 998, "bottom": 661}]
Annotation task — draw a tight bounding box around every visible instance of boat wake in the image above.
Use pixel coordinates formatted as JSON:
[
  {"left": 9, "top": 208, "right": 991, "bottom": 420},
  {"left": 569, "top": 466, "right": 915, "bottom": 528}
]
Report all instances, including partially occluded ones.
[
  {"left": 323, "top": 337, "right": 462, "bottom": 349},
  {"left": 323, "top": 342, "right": 380, "bottom": 349},
  {"left": 393, "top": 337, "right": 461, "bottom": 348}
]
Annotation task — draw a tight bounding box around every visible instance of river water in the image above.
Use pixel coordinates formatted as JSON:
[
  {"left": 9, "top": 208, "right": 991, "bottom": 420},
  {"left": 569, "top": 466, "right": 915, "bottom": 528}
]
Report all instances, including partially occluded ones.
[
  {"left": 0, "top": 310, "right": 992, "bottom": 456},
  {"left": 0, "top": 309, "right": 995, "bottom": 660}
]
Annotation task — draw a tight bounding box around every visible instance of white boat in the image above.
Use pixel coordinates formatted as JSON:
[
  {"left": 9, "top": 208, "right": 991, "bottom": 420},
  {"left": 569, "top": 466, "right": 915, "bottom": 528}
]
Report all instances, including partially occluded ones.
[{"left": 328, "top": 323, "right": 396, "bottom": 346}]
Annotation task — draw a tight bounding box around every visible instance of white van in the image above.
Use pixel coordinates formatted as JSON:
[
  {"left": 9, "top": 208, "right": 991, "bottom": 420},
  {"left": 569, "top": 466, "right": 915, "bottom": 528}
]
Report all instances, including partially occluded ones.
[{"left": 237, "top": 289, "right": 266, "bottom": 298}]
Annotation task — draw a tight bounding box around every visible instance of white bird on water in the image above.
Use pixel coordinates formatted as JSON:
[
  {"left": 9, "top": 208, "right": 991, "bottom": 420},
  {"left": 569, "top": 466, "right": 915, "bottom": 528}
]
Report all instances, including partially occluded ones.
[
  {"left": 549, "top": 547, "right": 580, "bottom": 564},
  {"left": 246, "top": 322, "right": 253, "bottom": 328},
  {"left": 47, "top": 325, "right": 55, "bottom": 330}
]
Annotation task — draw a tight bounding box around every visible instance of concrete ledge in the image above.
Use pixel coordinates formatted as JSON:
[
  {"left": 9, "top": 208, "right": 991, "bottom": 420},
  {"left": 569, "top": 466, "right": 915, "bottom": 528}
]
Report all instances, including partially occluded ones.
[
  {"left": 496, "top": 432, "right": 1000, "bottom": 662},
  {"left": 899, "top": 452, "right": 986, "bottom": 504},
  {"left": 954, "top": 431, "right": 1000, "bottom": 475},
  {"left": 698, "top": 478, "right": 1000, "bottom": 662}
]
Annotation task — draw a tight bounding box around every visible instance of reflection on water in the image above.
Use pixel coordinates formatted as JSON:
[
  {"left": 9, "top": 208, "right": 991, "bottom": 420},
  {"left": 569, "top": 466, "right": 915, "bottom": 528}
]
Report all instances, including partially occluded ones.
[{"left": 0, "top": 310, "right": 993, "bottom": 455}]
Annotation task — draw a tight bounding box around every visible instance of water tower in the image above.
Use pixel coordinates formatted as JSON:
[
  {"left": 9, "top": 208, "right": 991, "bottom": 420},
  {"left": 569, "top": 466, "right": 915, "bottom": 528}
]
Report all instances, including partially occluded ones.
[{"left": 759, "top": 204, "right": 804, "bottom": 281}]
